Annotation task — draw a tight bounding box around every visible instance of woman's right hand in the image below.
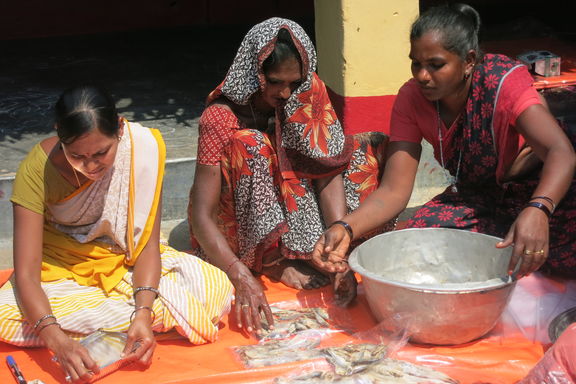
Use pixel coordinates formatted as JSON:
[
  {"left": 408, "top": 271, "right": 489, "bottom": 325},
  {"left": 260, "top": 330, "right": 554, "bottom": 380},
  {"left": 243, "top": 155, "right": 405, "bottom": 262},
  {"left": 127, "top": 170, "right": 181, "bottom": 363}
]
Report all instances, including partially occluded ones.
[
  {"left": 311, "top": 225, "right": 351, "bottom": 274},
  {"left": 227, "top": 261, "right": 274, "bottom": 335},
  {"left": 46, "top": 329, "right": 99, "bottom": 383}
]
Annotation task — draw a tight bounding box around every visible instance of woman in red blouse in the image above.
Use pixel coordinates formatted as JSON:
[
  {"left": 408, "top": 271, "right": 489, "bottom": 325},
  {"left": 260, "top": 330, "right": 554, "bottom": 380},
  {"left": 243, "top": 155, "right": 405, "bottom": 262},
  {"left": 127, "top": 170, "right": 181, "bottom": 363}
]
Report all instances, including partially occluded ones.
[{"left": 313, "top": 3, "right": 576, "bottom": 282}]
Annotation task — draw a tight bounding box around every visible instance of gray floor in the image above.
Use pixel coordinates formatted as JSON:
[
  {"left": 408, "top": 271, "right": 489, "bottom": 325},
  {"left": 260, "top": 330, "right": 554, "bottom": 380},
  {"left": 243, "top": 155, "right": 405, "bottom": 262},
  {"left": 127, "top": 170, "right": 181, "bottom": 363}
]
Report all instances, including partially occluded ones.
[{"left": 0, "top": 26, "right": 253, "bottom": 176}]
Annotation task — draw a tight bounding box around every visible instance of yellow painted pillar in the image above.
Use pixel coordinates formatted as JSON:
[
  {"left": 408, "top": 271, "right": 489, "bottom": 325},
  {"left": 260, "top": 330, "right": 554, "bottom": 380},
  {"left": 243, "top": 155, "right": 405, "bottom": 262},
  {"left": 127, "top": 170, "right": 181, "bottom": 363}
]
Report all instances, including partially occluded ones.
[
  {"left": 314, "top": 0, "right": 418, "bottom": 134},
  {"left": 315, "top": 0, "right": 450, "bottom": 208}
]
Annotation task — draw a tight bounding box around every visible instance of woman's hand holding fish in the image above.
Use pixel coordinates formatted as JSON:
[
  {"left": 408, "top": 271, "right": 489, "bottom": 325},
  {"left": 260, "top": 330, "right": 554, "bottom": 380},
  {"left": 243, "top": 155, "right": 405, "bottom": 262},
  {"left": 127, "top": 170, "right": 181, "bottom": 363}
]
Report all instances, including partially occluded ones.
[{"left": 312, "top": 225, "right": 351, "bottom": 274}]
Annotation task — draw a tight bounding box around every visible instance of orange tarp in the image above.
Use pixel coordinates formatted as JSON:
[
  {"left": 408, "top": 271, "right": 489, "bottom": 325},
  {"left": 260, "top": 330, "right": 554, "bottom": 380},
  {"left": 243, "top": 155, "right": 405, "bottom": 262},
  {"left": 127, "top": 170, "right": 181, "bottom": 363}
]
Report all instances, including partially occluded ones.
[{"left": 0, "top": 268, "right": 546, "bottom": 384}]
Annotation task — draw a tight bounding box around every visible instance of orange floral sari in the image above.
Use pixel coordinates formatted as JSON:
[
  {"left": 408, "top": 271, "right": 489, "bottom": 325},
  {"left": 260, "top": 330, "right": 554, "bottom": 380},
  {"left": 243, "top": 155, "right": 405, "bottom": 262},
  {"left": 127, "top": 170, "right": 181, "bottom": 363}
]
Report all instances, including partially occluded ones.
[{"left": 192, "top": 18, "right": 394, "bottom": 270}]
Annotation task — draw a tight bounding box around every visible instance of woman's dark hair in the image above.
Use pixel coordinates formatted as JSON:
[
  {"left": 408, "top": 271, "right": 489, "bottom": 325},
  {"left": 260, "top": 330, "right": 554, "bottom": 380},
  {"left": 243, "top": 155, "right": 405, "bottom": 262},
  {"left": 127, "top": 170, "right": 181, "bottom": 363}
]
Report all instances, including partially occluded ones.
[
  {"left": 262, "top": 28, "right": 302, "bottom": 73},
  {"left": 55, "top": 85, "right": 119, "bottom": 144},
  {"left": 410, "top": 3, "right": 482, "bottom": 60}
]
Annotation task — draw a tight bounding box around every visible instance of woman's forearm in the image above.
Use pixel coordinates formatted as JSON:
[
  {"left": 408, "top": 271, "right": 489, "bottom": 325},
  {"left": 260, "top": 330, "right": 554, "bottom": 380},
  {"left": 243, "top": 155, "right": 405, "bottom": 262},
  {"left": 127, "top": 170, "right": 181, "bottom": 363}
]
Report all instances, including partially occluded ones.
[
  {"left": 13, "top": 204, "right": 66, "bottom": 344},
  {"left": 532, "top": 144, "right": 576, "bottom": 208},
  {"left": 315, "top": 173, "right": 347, "bottom": 226},
  {"left": 132, "top": 205, "right": 162, "bottom": 309},
  {"left": 342, "top": 186, "right": 410, "bottom": 240},
  {"left": 192, "top": 213, "right": 240, "bottom": 272}
]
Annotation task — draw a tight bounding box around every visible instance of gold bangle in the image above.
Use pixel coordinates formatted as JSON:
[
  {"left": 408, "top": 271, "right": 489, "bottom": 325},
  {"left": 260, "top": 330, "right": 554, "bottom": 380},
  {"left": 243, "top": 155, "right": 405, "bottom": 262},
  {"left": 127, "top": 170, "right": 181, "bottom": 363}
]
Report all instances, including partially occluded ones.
[{"left": 130, "top": 306, "right": 156, "bottom": 324}]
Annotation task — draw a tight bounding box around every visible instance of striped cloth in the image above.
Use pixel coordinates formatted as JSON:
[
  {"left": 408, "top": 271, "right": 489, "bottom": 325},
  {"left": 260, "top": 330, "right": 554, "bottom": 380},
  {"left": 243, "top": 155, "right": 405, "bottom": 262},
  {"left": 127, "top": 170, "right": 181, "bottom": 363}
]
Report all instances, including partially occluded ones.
[{"left": 0, "top": 246, "right": 233, "bottom": 346}]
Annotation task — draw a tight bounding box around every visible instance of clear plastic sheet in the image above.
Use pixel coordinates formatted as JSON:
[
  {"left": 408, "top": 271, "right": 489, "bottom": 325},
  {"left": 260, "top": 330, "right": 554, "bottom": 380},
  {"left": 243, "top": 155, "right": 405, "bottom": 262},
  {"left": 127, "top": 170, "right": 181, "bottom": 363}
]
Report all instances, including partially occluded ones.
[
  {"left": 519, "top": 323, "right": 576, "bottom": 384},
  {"left": 232, "top": 329, "right": 325, "bottom": 368},
  {"left": 498, "top": 273, "right": 576, "bottom": 344},
  {"left": 256, "top": 301, "right": 354, "bottom": 341},
  {"left": 273, "top": 356, "right": 459, "bottom": 383}
]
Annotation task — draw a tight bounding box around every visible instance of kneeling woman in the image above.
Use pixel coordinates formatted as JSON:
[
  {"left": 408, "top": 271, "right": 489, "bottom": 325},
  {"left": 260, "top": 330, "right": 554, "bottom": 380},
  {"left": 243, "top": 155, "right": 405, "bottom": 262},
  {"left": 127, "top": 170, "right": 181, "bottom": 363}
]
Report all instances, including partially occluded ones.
[{"left": 0, "top": 85, "right": 233, "bottom": 382}]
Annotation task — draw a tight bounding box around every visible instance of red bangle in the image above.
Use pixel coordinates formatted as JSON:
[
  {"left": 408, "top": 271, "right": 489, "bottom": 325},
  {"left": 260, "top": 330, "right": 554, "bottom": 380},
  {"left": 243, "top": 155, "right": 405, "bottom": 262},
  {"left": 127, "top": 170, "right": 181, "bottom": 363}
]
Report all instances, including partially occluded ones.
[{"left": 331, "top": 220, "right": 354, "bottom": 240}]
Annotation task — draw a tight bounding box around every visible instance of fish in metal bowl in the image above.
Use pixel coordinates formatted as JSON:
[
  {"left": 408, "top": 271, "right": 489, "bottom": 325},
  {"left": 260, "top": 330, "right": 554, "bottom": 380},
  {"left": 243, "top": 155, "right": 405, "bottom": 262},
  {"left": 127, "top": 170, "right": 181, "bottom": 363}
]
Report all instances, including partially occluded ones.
[{"left": 349, "top": 228, "right": 517, "bottom": 345}]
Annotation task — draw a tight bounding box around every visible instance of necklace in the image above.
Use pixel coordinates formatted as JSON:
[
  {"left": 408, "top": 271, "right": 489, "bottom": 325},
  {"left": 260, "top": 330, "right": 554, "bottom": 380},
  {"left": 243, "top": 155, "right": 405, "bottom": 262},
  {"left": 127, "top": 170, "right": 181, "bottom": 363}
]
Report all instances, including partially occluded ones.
[{"left": 436, "top": 101, "right": 463, "bottom": 193}]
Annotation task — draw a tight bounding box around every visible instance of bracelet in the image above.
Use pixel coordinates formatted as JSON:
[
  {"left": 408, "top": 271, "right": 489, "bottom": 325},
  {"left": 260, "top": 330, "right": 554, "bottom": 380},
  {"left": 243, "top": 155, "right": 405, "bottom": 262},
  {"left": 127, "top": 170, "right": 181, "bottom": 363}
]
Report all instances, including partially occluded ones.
[
  {"left": 133, "top": 286, "right": 160, "bottom": 299},
  {"left": 36, "top": 321, "right": 61, "bottom": 334},
  {"left": 130, "top": 306, "right": 156, "bottom": 324},
  {"left": 33, "top": 314, "right": 56, "bottom": 330},
  {"left": 224, "top": 258, "right": 241, "bottom": 274},
  {"left": 331, "top": 220, "right": 354, "bottom": 240},
  {"left": 530, "top": 195, "right": 556, "bottom": 213},
  {"left": 526, "top": 201, "right": 552, "bottom": 218}
]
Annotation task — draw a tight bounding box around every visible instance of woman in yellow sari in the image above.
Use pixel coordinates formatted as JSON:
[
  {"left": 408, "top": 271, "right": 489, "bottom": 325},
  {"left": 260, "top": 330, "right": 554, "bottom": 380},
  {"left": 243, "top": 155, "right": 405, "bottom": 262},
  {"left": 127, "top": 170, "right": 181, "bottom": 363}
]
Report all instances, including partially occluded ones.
[{"left": 0, "top": 85, "right": 233, "bottom": 382}]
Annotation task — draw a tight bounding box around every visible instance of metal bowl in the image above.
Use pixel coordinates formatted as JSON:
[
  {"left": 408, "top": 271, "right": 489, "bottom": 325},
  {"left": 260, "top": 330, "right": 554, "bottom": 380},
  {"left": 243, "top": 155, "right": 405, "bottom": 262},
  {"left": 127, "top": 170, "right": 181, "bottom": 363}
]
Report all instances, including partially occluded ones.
[
  {"left": 549, "top": 307, "right": 576, "bottom": 343},
  {"left": 349, "top": 228, "right": 516, "bottom": 345}
]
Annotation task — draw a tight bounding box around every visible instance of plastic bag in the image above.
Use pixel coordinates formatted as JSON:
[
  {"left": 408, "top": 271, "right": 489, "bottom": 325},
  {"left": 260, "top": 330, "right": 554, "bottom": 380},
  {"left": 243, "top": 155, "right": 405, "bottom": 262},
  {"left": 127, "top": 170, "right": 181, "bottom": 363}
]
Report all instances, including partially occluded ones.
[
  {"left": 519, "top": 323, "right": 576, "bottom": 384},
  {"left": 498, "top": 272, "right": 576, "bottom": 344},
  {"left": 233, "top": 329, "right": 325, "bottom": 368},
  {"left": 79, "top": 330, "right": 132, "bottom": 382}
]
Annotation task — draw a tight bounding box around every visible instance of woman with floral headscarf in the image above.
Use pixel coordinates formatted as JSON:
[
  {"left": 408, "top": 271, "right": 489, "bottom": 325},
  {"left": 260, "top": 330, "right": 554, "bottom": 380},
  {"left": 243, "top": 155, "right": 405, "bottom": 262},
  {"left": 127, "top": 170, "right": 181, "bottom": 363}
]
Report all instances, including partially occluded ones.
[{"left": 188, "top": 18, "right": 392, "bottom": 333}]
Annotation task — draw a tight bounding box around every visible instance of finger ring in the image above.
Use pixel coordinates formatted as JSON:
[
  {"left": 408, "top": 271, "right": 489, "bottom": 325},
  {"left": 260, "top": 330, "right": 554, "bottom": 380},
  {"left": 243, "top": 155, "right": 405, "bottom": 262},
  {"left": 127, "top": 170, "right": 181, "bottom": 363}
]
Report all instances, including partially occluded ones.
[
  {"left": 241, "top": 304, "right": 249, "bottom": 308},
  {"left": 524, "top": 249, "right": 545, "bottom": 255},
  {"left": 65, "top": 375, "right": 72, "bottom": 382}
]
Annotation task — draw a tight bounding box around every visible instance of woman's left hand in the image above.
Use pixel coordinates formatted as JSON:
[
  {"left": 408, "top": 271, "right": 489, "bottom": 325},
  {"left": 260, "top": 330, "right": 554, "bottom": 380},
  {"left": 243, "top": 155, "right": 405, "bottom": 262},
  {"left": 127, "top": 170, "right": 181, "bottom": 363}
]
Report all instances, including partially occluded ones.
[
  {"left": 497, "top": 206, "right": 549, "bottom": 277},
  {"left": 122, "top": 314, "right": 157, "bottom": 366}
]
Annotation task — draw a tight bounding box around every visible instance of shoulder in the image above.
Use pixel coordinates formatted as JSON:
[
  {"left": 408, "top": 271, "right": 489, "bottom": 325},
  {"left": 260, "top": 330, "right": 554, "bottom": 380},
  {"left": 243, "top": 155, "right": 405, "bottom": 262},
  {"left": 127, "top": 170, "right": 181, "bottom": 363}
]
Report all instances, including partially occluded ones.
[
  {"left": 200, "top": 102, "right": 241, "bottom": 131},
  {"left": 18, "top": 141, "right": 50, "bottom": 174}
]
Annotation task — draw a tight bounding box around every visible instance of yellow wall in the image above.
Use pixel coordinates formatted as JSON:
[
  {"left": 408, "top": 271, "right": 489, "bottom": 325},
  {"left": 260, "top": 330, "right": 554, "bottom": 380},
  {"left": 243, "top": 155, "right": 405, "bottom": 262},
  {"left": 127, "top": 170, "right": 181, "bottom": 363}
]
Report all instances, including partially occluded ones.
[{"left": 315, "top": 0, "right": 418, "bottom": 96}]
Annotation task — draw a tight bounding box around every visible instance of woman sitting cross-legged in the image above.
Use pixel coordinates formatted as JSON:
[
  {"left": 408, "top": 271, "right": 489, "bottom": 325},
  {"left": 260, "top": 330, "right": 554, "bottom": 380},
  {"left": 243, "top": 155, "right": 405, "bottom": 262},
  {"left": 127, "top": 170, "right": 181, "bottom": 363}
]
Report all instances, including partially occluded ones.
[{"left": 0, "top": 85, "right": 233, "bottom": 383}]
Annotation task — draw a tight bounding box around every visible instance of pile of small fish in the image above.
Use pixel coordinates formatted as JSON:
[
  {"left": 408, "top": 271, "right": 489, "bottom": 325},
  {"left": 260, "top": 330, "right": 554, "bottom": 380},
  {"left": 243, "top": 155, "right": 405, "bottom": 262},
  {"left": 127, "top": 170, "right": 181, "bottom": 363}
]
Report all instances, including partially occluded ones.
[
  {"left": 234, "top": 331, "right": 323, "bottom": 368},
  {"left": 322, "top": 343, "right": 388, "bottom": 375},
  {"left": 234, "top": 306, "right": 459, "bottom": 384},
  {"left": 275, "top": 357, "right": 458, "bottom": 383},
  {"left": 259, "top": 306, "right": 332, "bottom": 340}
]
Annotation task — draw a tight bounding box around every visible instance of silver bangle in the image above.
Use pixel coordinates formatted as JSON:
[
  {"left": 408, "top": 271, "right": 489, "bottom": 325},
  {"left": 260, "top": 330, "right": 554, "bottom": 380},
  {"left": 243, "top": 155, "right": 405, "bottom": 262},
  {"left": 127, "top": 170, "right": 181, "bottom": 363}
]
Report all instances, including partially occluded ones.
[
  {"left": 133, "top": 286, "right": 160, "bottom": 299},
  {"left": 33, "top": 314, "right": 56, "bottom": 330},
  {"left": 130, "top": 306, "right": 156, "bottom": 324}
]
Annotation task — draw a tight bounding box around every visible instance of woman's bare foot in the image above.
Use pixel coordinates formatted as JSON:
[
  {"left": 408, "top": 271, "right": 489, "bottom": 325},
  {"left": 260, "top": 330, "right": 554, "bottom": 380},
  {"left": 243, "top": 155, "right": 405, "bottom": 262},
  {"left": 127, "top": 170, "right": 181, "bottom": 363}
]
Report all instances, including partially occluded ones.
[
  {"left": 333, "top": 270, "right": 358, "bottom": 307},
  {"left": 262, "top": 259, "right": 330, "bottom": 290}
]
